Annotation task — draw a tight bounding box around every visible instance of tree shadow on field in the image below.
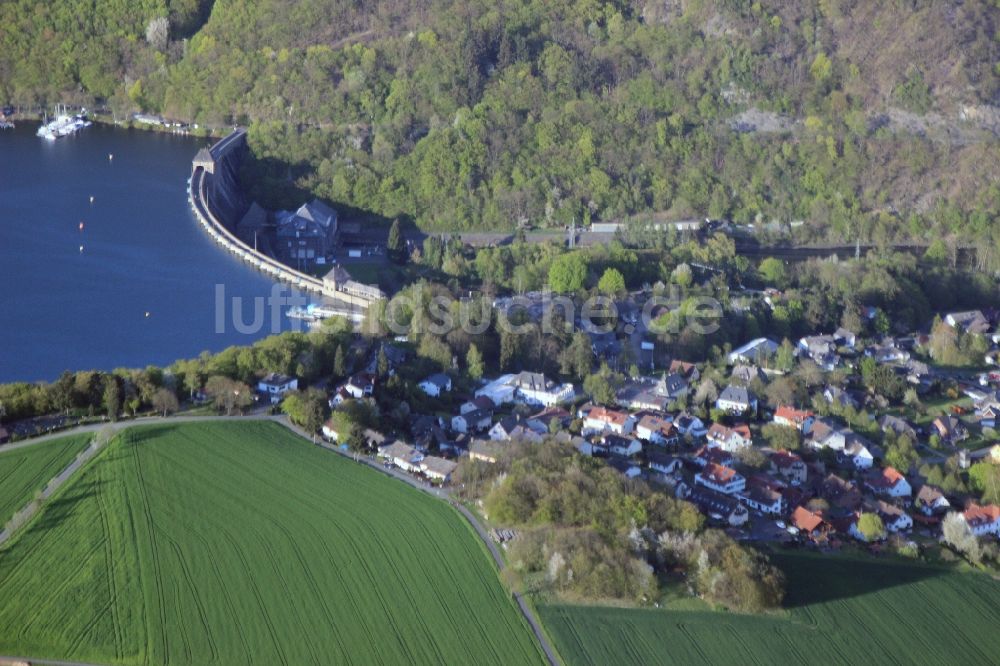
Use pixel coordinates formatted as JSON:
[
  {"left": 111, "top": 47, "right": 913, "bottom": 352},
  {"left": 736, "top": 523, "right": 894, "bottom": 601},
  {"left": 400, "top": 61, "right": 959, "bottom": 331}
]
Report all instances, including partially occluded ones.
[
  {"left": 0, "top": 480, "right": 105, "bottom": 570},
  {"left": 772, "top": 552, "right": 947, "bottom": 608}
]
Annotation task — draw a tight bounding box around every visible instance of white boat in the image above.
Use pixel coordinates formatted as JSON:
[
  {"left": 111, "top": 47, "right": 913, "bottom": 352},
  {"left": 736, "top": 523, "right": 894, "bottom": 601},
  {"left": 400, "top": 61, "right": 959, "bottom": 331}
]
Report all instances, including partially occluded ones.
[{"left": 36, "top": 109, "right": 92, "bottom": 140}]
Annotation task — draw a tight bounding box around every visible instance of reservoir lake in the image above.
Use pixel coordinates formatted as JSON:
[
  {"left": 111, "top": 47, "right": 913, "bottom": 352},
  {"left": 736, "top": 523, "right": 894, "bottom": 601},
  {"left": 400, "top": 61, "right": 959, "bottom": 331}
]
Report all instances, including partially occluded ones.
[{"left": 0, "top": 122, "right": 295, "bottom": 382}]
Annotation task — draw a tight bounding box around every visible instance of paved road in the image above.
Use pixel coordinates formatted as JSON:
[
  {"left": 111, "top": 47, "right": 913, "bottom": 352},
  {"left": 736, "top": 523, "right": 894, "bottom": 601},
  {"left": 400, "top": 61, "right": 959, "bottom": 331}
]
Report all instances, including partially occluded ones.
[{"left": 0, "top": 414, "right": 561, "bottom": 666}]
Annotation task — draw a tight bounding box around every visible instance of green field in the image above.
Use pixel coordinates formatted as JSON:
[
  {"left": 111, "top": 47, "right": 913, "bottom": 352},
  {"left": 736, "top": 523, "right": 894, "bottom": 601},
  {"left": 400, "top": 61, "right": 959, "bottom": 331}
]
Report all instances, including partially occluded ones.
[
  {"left": 0, "top": 435, "right": 90, "bottom": 521},
  {"left": 0, "top": 421, "right": 544, "bottom": 665},
  {"left": 540, "top": 552, "right": 1000, "bottom": 665}
]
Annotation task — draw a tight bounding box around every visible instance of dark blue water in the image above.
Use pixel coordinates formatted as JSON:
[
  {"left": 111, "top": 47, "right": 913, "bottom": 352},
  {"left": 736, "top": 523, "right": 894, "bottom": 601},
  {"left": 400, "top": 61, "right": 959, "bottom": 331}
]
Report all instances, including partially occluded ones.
[{"left": 0, "top": 122, "right": 294, "bottom": 382}]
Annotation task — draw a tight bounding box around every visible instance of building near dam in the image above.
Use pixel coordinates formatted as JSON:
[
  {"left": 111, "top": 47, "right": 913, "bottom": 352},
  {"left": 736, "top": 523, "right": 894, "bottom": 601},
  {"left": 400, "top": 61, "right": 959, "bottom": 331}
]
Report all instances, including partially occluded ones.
[{"left": 191, "top": 129, "right": 384, "bottom": 306}]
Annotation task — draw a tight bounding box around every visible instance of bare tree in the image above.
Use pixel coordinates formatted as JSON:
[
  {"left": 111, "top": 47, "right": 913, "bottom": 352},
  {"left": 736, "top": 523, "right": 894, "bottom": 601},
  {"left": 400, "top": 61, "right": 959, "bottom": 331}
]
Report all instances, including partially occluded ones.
[
  {"left": 145, "top": 17, "right": 170, "bottom": 51},
  {"left": 152, "top": 388, "right": 180, "bottom": 418},
  {"left": 942, "top": 512, "right": 982, "bottom": 564}
]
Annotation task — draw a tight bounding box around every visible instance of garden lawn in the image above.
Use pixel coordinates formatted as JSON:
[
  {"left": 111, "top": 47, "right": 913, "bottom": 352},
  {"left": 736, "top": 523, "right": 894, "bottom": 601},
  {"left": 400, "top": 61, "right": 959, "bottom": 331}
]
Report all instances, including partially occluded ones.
[
  {"left": 0, "top": 421, "right": 544, "bottom": 665},
  {"left": 539, "top": 551, "right": 1000, "bottom": 665},
  {"left": 0, "top": 434, "right": 90, "bottom": 521}
]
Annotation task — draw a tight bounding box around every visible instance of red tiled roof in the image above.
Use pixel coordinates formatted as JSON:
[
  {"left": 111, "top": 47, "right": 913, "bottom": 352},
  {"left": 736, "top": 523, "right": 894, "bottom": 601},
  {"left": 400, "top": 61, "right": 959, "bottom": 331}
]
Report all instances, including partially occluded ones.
[
  {"left": 791, "top": 506, "right": 824, "bottom": 533},
  {"left": 703, "top": 463, "right": 738, "bottom": 484},
  {"left": 868, "top": 466, "right": 906, "bottom": 489},
  {"left": 775, "top": 405, "right": 814, "bottom": 424},
  {"left": 964, "top": 503, "right": 1000, "bottom": 527},
  {"left": 770, "top": 450, "right": 803, "bottom": 469},
  {"left": 587, "top": 407, "right": 629, "bottom": 426}
]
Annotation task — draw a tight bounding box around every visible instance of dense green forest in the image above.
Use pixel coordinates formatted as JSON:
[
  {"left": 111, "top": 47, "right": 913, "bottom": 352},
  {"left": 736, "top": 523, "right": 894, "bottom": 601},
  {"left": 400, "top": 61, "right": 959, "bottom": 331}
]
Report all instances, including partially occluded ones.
[{"left": 2, "top": 0, "right": 999, "bottom": 244}]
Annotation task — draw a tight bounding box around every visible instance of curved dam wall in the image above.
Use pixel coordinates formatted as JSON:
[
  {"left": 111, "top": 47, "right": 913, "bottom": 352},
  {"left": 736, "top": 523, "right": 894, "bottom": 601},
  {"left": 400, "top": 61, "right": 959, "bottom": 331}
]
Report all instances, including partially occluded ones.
[{"left": 188, "top": 129, "right": 376, "bottom": 308}]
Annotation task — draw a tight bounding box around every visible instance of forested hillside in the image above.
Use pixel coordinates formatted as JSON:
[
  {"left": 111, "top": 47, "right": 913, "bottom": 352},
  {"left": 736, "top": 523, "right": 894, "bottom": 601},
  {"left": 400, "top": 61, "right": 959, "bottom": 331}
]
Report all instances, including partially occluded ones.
[{"left": 3, "top": 0, "right": 999, "bottom": 245}]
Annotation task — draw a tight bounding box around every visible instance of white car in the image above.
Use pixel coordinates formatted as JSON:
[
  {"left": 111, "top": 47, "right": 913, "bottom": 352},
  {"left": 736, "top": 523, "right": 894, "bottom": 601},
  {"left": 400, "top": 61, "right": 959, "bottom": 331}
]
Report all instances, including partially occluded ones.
[
  {"left": 786, "top": 526, "right": 800, "bottom": 535},
  {"left": 775, "top": 521, "right": 786, "bottom": 529}
]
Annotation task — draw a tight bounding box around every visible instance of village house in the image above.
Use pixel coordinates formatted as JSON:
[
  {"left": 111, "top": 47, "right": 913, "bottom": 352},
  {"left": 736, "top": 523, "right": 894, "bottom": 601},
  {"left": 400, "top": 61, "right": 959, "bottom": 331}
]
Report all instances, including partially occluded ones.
[
  {"left": 823, "top": 385, "right": 859, "bottom": 410},
  {"left": 474, "top": 372, "right": 574, "bottom": 406},
  {"left": 834, "top": 327, "right": 857, "bottom": 348},
  {"left": 929, "top": 415, "right": 967, "bottom": 444},
  {"left": 865, "top": 467, "right": 912, "bottom": 498},
  {"left": 420, "top": 456, "right": 458, "bottom": 483},
  {"left": 418, "top": 373, "right": 452, "bottom": 397},
  {"left": 460, "top": 396, "right": 495, "bottom": 415},
  {"left": 798, "top": 334, "right": 840, "bottom": 370},
  {"left": 451, "top": 408, "right": 492, "bottom": 434},
  {"left": 769, "top": 450, "right": 808, "bottom": 485},
  {"left": 730, "top": 364, "right": 767, "bottom": 387},
  {"left": 706, "top": 423, "right": 752, "bottom": 452},
  {"left": 328, "top": 387, "right": 351, "bottom": 408},
  {"left": 601, "top": 434, "right": 643, "bottom": 457},
  {"left": 377, "top": 441, "right": 424, "bottom": 472},
  {"left": 647, "top": 450, "right": 683, "bottom": 476},
  {"left": 739, "top": 478, "right": 785, "bottom": 515},
  {"left": 695, "top": 463, "right": 747, "bottom": 495},
  {"left": 820, "top": 474, "right": 863, "bottom": 512},
  {"left": 774, "top": 406, "right": 815, "bottom": 431},
  {"left": 914, "top": 485, "right": 951, "bottom": 516},
  {"left": 876, "top": 500, "right": 913, "bottom": 533},
  {"left": 525, "top": 406, "right": 571, "bottom": 433},
  {"left": 669, "top": 360, "right": 700, "bottom": 382},
  {"left": 257, "top": 373, "right": 297, "bottom": 404},
  {"left": 321, "top": 419, "right": 340, "bottom": 441},
  {"left": 674, "top": 412, "right": 708, "bottom": 438},
  {"left": 806, "top": 418, "right": 845, "bottom": 451},
  {"left": 344, "top": 373, "right": 376, "bottom": 399},
  {"left": 791, "top": 506, "right": 829, "bottom": 542},
  {"left": 365, "top": 342, "right": 408, "bottom": 376},
  {"left": 635, "top": 414, "right": 679, "bottom": 446},
  {"left": 616, "top": 373, "right": 688, "bottom": 412},
  {"left": 580, "top": 406, "right": 635, "bottom": 436},
  {"left": 867, "top": 340, "right": 910, "bottom": 365},
  {"left": 945, "top": 310, "right": 991, "bottom": 335},
  {"left": 693, "top": 445, "right": 735, "bottom": 469},
  {"left": 685, "top": 486, "right": 749, "bottom": 527},
  {"left": 607, "top": 455, "right": 642, "bottom": 479},
  {"left": 488, "top": 416, "right": 521, "bottom": 441},
  {"left": 716, "top": 385, "right": 757, "bottom": 415},
  {"left": 962, "top": 503, "right": 1000, "bottom": 536},
  {"left": 878, "top": 415, "right": 918, "bottom": 441},
  {"left": 469, "top": 439, "right": 504, "bottom": 464},
  {"left": 840, "top": 440, "right": 875, "bottom": 470},
  {"left": 727, "top": 338, "right": 779, "bottom": 365}
]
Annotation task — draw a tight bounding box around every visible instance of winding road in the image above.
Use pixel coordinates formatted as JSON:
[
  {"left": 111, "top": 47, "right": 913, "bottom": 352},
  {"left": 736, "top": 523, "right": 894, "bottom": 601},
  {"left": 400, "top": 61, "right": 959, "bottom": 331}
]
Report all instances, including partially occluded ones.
[{"left": 0, "top": 413, "right": 561, "bottom": 666}]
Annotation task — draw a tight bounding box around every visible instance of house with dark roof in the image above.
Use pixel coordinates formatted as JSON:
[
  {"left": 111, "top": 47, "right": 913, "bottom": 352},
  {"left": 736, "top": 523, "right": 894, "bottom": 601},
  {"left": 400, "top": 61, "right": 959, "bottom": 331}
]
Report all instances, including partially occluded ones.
[
  {"left": 685, "top": 486, "right": 749, "bottom": 526},
  {"left": 914, "top": 485, "right": 951, "bottom": 516},
  {"left": 607, "top": 455, "right": 642, "bottom": 479},
  {"left": 716, "top": 385, "right": 757, "bottom": 415},
  {"left": 945, "top": 310, "right": 991, "bottom": 335},
  {"left": 451, "top": 408, "right": 492, "bottom": 434},
  {"left": 257, "top": 373, "right": 298, "bottom": 404},
  {"left": 276, "top": 199, "right": 339, "bottom": 264},
  {"left": 739, "top": 478, "right": 785, "bottom": 515},
  {"left": 647, "top": 450, "right": 683, "bottom": 476},
  {"left": 419, "top": 373, "right": 452, "bottom": 397}
]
